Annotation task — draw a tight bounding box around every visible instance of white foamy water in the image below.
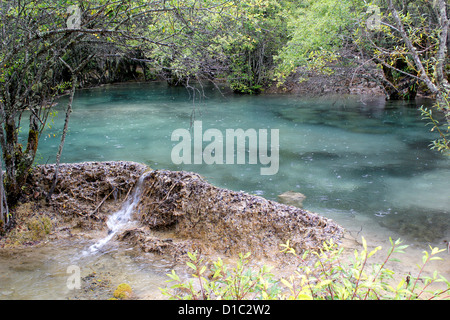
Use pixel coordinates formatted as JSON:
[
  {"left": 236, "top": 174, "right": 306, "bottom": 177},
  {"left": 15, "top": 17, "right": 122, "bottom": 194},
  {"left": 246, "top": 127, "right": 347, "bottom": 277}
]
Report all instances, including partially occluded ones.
[{"left": 85, "top": 172, "right": 149, "bottom": 254}]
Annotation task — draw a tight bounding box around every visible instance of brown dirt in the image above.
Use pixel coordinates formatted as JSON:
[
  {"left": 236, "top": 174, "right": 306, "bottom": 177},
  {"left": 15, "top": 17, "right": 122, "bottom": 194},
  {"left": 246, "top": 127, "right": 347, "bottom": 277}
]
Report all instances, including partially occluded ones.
[{"left": 28, "top": 161, "right": 148, "bottom": 229}]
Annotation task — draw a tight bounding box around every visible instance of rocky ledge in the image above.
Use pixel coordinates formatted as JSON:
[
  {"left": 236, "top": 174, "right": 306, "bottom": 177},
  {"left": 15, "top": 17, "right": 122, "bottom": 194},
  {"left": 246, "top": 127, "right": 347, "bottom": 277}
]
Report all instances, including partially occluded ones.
[{"left": 24, "top": 161, "right": 344, "bottom": 261}]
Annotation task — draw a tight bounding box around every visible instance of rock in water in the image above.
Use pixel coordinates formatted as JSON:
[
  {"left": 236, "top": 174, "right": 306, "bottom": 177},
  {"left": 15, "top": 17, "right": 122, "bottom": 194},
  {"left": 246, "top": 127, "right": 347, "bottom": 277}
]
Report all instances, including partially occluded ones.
[{"left": 278, "top": 191, "right": 306, "bottom": 208}]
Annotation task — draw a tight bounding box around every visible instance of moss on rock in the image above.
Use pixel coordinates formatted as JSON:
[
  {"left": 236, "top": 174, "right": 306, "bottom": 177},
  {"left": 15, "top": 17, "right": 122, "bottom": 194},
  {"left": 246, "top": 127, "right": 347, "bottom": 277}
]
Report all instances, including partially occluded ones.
[{"left": 113, "top": 283, "right": 133, "bottom": 299}]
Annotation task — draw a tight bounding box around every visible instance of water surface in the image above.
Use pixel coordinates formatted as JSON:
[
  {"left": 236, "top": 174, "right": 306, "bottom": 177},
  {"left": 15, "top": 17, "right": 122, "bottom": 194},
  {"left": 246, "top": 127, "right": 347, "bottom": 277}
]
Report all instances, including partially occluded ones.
[
  {"left": 35, "top": 82, "right": 450, "bottom": 243},
  {"left": 6, "top": 82, "right": 449, "bottom": 299}
]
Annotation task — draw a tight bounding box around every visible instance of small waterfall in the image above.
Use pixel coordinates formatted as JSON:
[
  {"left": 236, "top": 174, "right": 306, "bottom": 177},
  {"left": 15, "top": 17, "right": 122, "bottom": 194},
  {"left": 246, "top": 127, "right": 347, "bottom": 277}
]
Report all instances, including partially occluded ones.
[{"left": 85, "top": 171, "right": 149, "bottom": 254}]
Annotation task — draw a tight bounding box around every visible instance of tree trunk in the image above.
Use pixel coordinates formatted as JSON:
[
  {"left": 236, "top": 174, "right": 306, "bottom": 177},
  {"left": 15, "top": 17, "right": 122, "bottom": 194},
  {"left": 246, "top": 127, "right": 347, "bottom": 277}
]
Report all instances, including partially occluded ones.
[
  {"left": 388, "top": 0, "right": 449, "bottom": 121},
  {"left": 47, "top": 76, "right": 77, "bottom": 201},
  {"left": 3, "top": 114, "right": 20, "bottom": 206},
  {"left": 4, "top": 109, "right": 41, "bottom": 206},
  {"left": 0, "top": 163, "right": 10, "bottom": 231},
  {"left": 434, "top": 0, "right": 450, "bottom": 123}
]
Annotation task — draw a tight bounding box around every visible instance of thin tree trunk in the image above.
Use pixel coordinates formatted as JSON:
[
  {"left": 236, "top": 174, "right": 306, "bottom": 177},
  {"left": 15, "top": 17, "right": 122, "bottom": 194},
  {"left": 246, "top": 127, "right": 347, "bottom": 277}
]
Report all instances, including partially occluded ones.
[
  {"left": 434, "top": 0, "right": 450, "bottom": 122},
  {"left": 47, "top": 55, "right": 93, "bottom": 201},
  {"left": 0, "top": 166, "right": 3, "bottom": 227},
  {"left": 0, "top": 164, "right": 7, "bottom": 229},
  {"left": 47, "top": 76, "right": 77, "bottom": 201},
  {"left": 435, "top": 0, "right": 449, "bottom": 89},
  {"left": 388, "top": 0, "right": 450, "bottom": 122}
]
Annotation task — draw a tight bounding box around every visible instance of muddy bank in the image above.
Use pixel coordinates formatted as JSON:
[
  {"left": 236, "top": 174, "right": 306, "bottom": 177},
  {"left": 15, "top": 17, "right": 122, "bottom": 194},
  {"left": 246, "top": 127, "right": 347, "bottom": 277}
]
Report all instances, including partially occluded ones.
[{"left": 16, "top": 161, "right": 343, "bottom": 261}]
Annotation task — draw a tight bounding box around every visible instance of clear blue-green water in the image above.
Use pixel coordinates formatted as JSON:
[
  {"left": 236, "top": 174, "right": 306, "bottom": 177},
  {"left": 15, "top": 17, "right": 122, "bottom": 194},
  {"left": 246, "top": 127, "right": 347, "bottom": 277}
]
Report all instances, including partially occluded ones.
[
  {"left": 34, "top": 82, "right": 450, "bottom": 244},
  {"left": 4, "top": 81, "right": 450, "bottom": 300}
]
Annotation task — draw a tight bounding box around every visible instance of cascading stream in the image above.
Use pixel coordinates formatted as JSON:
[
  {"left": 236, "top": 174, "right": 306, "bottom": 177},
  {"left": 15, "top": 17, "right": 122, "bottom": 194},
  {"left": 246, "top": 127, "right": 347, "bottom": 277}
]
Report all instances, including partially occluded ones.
[{"left": 85, "top": 171, "right": 150, "bottom": 254}]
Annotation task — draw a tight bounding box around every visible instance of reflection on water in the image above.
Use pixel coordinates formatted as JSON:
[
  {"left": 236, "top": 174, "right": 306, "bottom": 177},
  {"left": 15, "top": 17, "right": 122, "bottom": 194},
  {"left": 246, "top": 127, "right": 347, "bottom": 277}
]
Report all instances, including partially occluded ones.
[{"left": 9, "top": 82, "right": 450, "bottom": 299}]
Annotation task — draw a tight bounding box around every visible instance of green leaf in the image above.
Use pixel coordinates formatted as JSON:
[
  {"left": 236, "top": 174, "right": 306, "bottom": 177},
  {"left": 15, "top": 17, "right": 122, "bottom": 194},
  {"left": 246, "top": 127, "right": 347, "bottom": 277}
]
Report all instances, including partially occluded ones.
[
  {"left": 281, "top": 278, "right": 293, "bottom": 290},
  {"left": 186, "top": 262, "right": 196, "bottom": 270},
  {"left": 316, "top": 279, "right": 333, "bottom": 288},
  {"left": 368, "top": 246, "right": 382, "bottom": 258},
  {"left": 422, "top": 251, "right": 429, "bottom": 264},
  {"left": 199, "top": 266, "right": 207, "bottom": 275},
  {"left": 430, "top": 256, "right": 443, "bottom": 262},
  {"left": 166, "top": 270, "right": 180, "bottom": 282},
  {"left": 296, "top": 294, "right": 313, "bottom": 300},
  {"left": 187, "top": 251, "right": 197, "bottom": 261}
]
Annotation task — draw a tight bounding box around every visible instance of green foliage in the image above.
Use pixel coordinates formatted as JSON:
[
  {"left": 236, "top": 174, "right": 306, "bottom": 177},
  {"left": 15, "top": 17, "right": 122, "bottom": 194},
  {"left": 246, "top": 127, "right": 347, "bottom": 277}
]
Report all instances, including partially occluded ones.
[
  {"left": 26, "top": 215, "right": 53, "bottom": 241},
  {"left": 352, "top": 0, "right": 444, "bottom": 100},
  {"left": 160, "top": 251, "right": 280, "bottom": 300},
  {"left": 273, "top": 0, "right": 364, "bottom": 85},
  {"left": 142, "top": 0, "right": 291, "bottom": 93},
  {"left": 220, "top": 0, "right": 291, "bottom": 93},
  {"left": 420, "top": 103, "right": 450, "bottom": 154},
  {"left": 161, "top": 238, "right": 450, "bottom": 300},
  {"left": 282, "top": 237, "right": 450, "bottom": 300},
  {"left": 6, "top": 213, "right": 53, "bottom": 245}
]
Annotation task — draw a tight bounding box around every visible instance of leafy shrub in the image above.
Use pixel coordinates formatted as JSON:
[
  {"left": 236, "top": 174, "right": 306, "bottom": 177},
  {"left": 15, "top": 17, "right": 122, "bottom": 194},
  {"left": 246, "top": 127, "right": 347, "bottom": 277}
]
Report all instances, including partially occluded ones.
[
  {"left": 280, "top": 237, "right": 450, "bottom": 300},
  {"left": 160, "top": 238, "right": 450, "bottom": 300},
  {"left": 160, "top": 251, "right": 279, "bottom": 300}
]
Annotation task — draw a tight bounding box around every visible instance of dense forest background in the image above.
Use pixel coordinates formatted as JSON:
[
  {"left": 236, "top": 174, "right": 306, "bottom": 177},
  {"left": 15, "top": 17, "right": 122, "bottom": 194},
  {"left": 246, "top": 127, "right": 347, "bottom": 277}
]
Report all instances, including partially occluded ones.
[{"left": 0, "top": 0, "right": 449, "bottom": 225}]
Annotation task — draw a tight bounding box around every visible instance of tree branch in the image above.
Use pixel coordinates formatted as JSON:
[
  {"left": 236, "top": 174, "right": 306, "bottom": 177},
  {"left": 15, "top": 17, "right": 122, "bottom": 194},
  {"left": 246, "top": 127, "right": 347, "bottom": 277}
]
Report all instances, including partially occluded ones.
[
  {"left": 435, "top": 0, "right": 449, "bottom": 89},
  {"left": 387, "top": 0, "right": 439, "bottom": 94}
]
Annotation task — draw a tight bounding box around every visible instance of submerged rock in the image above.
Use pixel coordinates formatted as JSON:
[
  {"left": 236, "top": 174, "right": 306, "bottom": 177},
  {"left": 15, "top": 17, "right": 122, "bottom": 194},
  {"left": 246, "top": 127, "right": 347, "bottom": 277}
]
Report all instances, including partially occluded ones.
[{"left": 278, "top": 191, "right": 306, "bottom": 208}]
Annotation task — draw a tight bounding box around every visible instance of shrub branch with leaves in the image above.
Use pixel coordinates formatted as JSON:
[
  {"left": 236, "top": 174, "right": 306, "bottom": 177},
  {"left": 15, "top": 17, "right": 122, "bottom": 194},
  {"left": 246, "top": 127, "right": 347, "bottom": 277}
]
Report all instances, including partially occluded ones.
[
  {"left": 160, "top": 237, "right": 450, "bottom": 300},
  {"left": 160, "top": 251, "right": 280, "bottom": 300}
]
